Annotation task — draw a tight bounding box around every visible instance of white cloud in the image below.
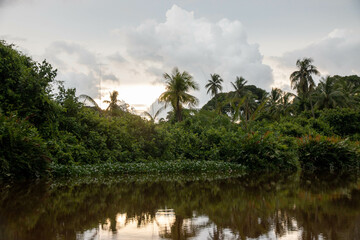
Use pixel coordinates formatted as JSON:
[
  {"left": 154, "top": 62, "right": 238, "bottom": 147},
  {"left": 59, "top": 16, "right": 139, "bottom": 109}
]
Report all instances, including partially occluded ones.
[
  {"left": 44, "top": 41, "right": 119, "bottom": 99},
  {"left": 269, "top": 29, "right": 360, "bottom": 90},
  {"left": 114, "top": 4, "right": 273, "bottom": 106}
]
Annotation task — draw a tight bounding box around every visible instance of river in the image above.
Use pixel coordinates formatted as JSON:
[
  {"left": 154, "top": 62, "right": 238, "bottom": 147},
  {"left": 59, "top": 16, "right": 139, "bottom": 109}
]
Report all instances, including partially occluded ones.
[{"left": 0, "top": 172, "right": 359, "bottom": 240}]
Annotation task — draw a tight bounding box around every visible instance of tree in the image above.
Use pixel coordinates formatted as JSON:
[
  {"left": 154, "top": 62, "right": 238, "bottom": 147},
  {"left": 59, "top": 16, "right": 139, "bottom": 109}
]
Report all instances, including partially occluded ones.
[
  {"left": 103, "top": 90, "right": 129, "bottom": 114},
  {"left": 231, "top": 76, "right": 248, "bottom": 98},
  {"left": 143, "top": 100, "right": 164, "bottom": 122},
  {"left": 79, "top": 94, "right": 102, "bottom": 113},
  {"left": 231, "top": 76, "right": 257, "bottom": 123},
  {"left": 266, "top": 88, "right": 282, "bottom": 120},
  {"left": 314, "top": 76, "right": 345, "bottom": 109},
  {"left": 290, "top": 58, "right": 319, "bottom": 116},
  {"left": 159, "top": 67, "right": 199, "bottom": 122},
  {"left": 206, "top": 73, "right": 223, "bottom": 100},
  {"left": 0, "top": 40, "right": 58, "bottom": 135},
  {"left": 333, "top": 76, "right": 360, "bottom": 108}
]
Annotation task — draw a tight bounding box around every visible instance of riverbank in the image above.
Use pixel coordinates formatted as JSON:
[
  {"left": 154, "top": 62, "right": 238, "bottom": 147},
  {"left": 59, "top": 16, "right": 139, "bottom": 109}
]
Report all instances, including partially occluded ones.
[{"left": 50, "top": 161, "right": 246, "bottom": 178}]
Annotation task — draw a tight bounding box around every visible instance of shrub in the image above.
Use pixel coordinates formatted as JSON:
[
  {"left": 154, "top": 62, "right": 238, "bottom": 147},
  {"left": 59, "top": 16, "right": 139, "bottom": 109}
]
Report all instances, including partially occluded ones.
[
  {"left": 225, "top": 131, "right": 298, "bottom": 171},
  {"left": 0, "top": 114, "right": 50, "bottom": 178},
  {"left": 319, "top": 108, "right": 360, "bottom": 137},
  {"left": 297, "top": 135, "right": 360, "bottom": 171}
]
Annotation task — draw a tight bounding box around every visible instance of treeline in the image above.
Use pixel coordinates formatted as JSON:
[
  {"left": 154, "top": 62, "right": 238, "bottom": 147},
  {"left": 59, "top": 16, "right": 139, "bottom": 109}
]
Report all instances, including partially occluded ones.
[{"left": 0, "top": 41, "right": 359, "bottom": 178}]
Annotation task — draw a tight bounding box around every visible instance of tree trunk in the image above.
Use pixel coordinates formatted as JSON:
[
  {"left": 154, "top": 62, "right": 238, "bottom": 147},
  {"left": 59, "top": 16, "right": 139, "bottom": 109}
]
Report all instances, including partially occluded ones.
[{"left": 176, "top": 99, "right": 182, "bottom": 122}]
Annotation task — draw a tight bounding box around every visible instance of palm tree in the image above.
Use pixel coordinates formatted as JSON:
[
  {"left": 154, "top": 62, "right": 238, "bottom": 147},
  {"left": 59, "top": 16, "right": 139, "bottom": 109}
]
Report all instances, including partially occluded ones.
[
  {"left": 279, "top": 92, "right": 295, "bottom": 117},
  {"left": 206, "top": 73, "right": 223, "bottom": 100},
  {"left": 143, "top": 100, "right": 164, "bottom": 122},
  {"left": 79, "top": 94, "right": 102, "bottom": 113},
  {"left": 103, "top": 90, "right": 129, "bottom": 114},
  {"left": 290, "top": 58, "right": 319, "bottom": 116},
  {"left": 159, "top": 67, "right": 199, "bottom": 122},
  {"left": 231, "top": 76, "right": 256, "bottom": 121},
  {"left": 267, "top": 88, "right": 282, "bottom": 120},
  {"left": 206, "top": 73, "right": 223, "bottom": 112},
  {"left": 314, "top": 76, "right": 345, "bottom": 109},
  {"left": 231, "top": 76, "right": 248, "bottom": 98},
  {"left": 335, "top": 77, "right": 360, "bottom": 108}
]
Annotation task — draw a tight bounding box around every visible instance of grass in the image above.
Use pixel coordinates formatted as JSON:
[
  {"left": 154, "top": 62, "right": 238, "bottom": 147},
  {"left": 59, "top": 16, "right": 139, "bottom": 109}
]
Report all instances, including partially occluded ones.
[{"left": 50, "top": 160, "right": 246, "bottom": 177}]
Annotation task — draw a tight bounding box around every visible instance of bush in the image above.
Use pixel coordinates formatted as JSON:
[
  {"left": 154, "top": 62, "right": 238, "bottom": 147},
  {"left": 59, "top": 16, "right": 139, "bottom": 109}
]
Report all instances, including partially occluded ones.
[
  {"left": 0, "top": 114, "right": 50, "bottom": 178},
  {"left": 297, "top": 135, "right": 360, "bottom": 171},
  {"left": 223, "top": 131, "right": 298, "bottom": 171},
  {"left": 319, "top": 108, "right": 360, "bottom": 137}
]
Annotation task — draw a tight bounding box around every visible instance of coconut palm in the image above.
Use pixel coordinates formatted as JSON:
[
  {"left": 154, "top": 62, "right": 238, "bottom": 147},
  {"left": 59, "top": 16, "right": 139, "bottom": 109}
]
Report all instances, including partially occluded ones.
[
  {"left": 206, "top": 73, "right": 223, "bottom": 112},
  {"left": 231, "top": 76, "right": 248, "bottom": 98},
  {"left": 279, "top": 92, "right": 295, "bottom": 117},
  {"left": 158, "top": 67, "right": 199, "bottom": 122},
  {"left": 314, "top": 76, "right": 345, "bottom": 109},
  {"left": 143, "top": 100, "right": 164, "bottom": 122},
  {"left": 79, "top": 94, "right": 102, "bottom": 113},
  {"left": 206, "top": 73, "right": 223, "bottom": 98},
  {"left": 335, "top": 77, "right": 360, "bottom": 107},
  {"left": 290, "top": 58, "right": 319, "bottom": 115},
  {"left": 103, "top": 90, "right": 129, "bottom": 113},
  {"left": 266, "top": 88, "right": 282, "bottom": 120}
]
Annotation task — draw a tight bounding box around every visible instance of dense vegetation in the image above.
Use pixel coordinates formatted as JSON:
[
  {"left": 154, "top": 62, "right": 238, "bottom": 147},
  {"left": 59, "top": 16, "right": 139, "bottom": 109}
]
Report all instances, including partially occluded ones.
[{"left": 0, "top": 41, "right": 359, "bottom": 178}]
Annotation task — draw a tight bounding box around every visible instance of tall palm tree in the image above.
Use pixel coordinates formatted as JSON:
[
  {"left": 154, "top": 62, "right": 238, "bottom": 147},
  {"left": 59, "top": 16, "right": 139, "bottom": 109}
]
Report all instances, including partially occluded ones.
[
  {"left": 314, "top": 76, "right": 345, "bottom": 109},
  {"left": 290, "top": 58, "right": 319, "bottom": 116},
  {"left": 231, "top": 76, "right": 248, "bottom": 98},
  {"left": 279, "top": 92, "right": 295, "bottom": 117},
  {"left": 103, "top": 90, "right": 128, "bottom": 113},
  {"left": 267, "top": 88, "right": 282, "bottom": 120},
  {"left": 159, "top": 67, "right": 199, "bottom": 122},
  {"left": 206, "top": 73, "right": 223, "bottom": 112},
  {"left": 206, "top": 73, "right": 223, "bottom": 98}
]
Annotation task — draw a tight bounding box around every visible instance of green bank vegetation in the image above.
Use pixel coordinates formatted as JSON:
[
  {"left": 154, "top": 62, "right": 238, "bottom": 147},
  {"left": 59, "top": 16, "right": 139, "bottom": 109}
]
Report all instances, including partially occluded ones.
[{"left": 0, "top": 40, "right": 360, "bottom": 178}]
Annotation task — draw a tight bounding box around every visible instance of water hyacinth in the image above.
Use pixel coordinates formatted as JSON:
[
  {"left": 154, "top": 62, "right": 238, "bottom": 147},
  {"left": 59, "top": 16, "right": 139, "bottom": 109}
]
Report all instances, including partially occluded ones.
[{"left": 50, "top": 161, "right": 246, "bottom": 177}]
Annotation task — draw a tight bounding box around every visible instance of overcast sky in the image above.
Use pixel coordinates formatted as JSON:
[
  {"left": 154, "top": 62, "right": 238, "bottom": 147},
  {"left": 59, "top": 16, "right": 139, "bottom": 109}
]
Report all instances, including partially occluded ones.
[{"left": 1, "top": 0, "right": 359, "bottom": 111}]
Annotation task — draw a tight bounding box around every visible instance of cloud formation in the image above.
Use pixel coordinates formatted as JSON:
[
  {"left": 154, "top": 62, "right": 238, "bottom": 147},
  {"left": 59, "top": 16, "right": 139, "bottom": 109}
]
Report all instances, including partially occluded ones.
[
  {"left": 44, "top": 41, "right": 119, "bottom": 98},
  {"left": 270, "top": 29, "right": 360, "bottom": 89},
  {"left": 114, "top": 5, "right": 273, "bottom": 105}
]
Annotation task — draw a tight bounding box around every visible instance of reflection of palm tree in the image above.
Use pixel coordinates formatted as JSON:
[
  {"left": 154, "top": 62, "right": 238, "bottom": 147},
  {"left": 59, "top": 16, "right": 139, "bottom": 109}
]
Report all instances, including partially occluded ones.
[
  {"left": 159, "top": 215, "right": 207, "bottom": 240},
  {"left": 208, "top": 226, "right": 225, "bottom": 240},
  {"left": 159, "top": 67, "right": 199, "bottom": 122}
]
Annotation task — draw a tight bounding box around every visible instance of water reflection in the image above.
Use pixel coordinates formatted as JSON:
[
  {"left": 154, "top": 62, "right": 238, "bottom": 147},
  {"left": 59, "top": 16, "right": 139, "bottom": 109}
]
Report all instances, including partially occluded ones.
[{"left": 0, "top": 172, "right": 359, "bottom": 240}]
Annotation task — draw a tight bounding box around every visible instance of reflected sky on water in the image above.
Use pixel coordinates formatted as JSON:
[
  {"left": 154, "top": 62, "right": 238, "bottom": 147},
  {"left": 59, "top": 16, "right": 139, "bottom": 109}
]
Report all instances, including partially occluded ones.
[{"left": 1, "top": 172, "right": 359, "bottom": 240}]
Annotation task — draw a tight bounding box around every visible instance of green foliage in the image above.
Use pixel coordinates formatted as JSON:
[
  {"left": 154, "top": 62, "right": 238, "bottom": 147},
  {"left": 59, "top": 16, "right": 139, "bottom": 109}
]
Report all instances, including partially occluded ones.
[
  {"left": 0, "top": 114, "right": 50, "bottom": 178},
  {"left": 297, "top": 135, "right": 360, "bottom": 171},
  {"left": 159, "top": 111, "right": 298, "bottom": 171},
  {"left": 0, "top": 41, "right": 58, "bottom": 134},
  {"left": 1, "top": 41, "right": 360, "bottom": 178},
  {"left": 50, "top": 160, "right": 245, "bottom": 177},
  {"left": 318, "top": 108, "right": 360, "bottom": 137}
]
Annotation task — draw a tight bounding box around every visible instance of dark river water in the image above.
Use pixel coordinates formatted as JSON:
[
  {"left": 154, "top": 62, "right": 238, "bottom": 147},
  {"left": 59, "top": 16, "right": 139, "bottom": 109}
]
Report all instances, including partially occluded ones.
[{"left": 0, "top": 172, "right": 359, "bottom": 240}]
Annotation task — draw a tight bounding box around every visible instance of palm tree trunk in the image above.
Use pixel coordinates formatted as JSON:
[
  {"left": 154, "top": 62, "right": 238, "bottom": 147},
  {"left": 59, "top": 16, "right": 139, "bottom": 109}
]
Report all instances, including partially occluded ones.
[
  {"left": 176, "top": 98, "right": 182, "bottom": 122},
  {"left": 309, "top": 93, "right": 315, "bottom": 118}
]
